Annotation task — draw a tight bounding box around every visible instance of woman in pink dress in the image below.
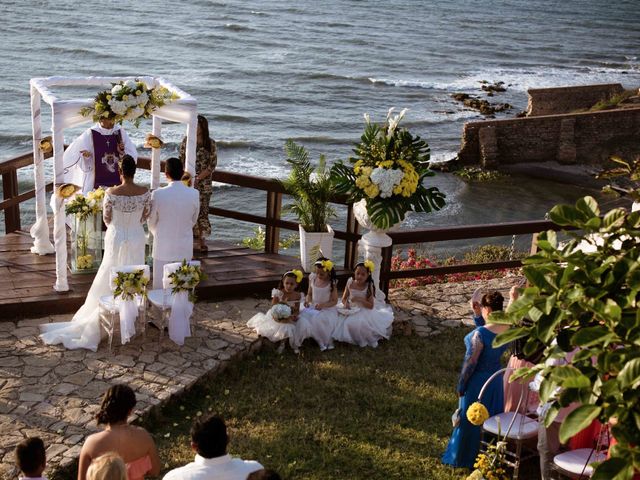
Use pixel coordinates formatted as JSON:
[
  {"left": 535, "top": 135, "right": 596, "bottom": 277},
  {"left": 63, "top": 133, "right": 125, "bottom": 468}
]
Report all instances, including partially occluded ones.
[{"left": 78, "top": 385, "right": 161, "bottom": 480}]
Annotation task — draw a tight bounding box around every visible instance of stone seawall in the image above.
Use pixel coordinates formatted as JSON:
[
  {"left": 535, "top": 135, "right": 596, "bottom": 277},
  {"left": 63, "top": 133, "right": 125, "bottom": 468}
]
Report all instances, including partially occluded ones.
[
  {"left": 527, "top": 83, "right": 624, "bottom": 116},
  {"left": 457, "top": 106, "right": 640, "bottom": 167}
]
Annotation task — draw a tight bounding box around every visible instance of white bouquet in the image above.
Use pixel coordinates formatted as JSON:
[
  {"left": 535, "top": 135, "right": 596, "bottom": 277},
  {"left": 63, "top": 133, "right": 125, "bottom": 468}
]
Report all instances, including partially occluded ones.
[{"left": 272, "top": 303, "right": 292, "bottom": 323}]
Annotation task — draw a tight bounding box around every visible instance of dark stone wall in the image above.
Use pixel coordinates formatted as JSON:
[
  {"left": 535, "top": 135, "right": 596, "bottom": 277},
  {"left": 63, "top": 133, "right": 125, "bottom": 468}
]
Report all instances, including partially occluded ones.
[
  {"left": 527, "top": 84, "right": 624, "bottom": 116},
  {"left": 458, "top": 107, "right": 640, "bottom": 167}
]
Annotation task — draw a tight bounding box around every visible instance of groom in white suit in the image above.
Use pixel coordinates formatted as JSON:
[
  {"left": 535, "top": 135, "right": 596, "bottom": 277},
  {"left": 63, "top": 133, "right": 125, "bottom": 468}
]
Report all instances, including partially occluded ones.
[{"left": 148, "top": 157, "right": 200, "bottom": 289}]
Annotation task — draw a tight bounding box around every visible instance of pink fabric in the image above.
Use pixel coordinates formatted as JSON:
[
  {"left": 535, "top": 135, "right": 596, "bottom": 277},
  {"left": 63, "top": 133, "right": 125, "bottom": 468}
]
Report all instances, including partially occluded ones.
[
  {"left": 127, "top": 455, "right": 152, "bottom": 480},
  {"left": 503, "top": 356, "right": 539, "bottom": 413}
]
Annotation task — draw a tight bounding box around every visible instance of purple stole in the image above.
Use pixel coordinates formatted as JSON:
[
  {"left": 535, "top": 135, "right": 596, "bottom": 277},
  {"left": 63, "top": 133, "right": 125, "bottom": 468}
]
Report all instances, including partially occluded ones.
[{"left": 91, "top": 129, "right": 122, "bottom": 189}]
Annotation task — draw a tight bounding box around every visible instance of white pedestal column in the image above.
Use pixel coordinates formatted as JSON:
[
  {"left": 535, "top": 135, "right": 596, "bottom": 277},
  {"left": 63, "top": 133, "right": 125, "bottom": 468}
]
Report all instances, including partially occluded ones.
[{"left": 358, "top": 230, "right": 392, "bottom": 301}]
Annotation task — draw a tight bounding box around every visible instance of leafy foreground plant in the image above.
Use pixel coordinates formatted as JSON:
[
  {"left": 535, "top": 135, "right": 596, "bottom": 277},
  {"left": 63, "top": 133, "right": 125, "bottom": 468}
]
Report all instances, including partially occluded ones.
[{"left": 492, "top": 196, "right": 640, "bottom": 480}]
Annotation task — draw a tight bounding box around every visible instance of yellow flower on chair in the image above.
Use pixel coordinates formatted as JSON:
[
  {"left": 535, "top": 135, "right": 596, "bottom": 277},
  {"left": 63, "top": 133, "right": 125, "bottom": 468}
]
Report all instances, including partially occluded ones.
[{"left": 466, "top": 402, "right": 489, "bottom": 426}]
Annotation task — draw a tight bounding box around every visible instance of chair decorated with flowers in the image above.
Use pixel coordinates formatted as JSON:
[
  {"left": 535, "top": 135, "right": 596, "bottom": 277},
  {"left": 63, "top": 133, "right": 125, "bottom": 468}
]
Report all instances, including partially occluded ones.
[
  {"left": 98, "top": 265, "right": 150, "bottom": 353},
  {"left": 467, "top": 367, "right": 539, "bottom": 480},
  {"left": 147, "top": 260, "right": 204, "bottom": 346}
]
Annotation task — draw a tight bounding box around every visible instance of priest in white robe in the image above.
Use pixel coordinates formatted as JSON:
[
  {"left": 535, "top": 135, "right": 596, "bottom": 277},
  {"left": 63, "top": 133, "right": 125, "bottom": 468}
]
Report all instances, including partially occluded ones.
[{"left": 63, "top": 117, "right": 137, "bottom": 194}]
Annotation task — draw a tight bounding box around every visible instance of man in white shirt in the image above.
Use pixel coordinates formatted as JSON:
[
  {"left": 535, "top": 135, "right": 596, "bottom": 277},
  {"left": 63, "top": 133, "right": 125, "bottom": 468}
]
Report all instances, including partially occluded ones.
[
  {"left": 163, "top": 415, "right": 263, "bottom": 480},
  {"left": 148, "top": 157, "right": 200, "bottom": 289}
]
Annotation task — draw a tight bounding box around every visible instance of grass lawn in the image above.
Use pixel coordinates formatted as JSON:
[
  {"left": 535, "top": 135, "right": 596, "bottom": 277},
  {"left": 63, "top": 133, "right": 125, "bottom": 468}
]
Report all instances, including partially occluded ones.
[{"left": 147, "top": 331, "right": 471, "bottom": 480}]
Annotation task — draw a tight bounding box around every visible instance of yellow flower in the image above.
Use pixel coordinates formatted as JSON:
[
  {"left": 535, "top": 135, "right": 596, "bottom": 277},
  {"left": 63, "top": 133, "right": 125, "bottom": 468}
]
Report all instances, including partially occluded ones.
[
  {"left": 136, "top": 90, "right": 142, "bottom": 96},
  {"left": 144, "top": 134, "right": 164, "bottom": 149},
  {"left": 321, "top": 259, "right": 333, "bottom": 272},
  {"left": 376, "top": 159, "right": 394, "bottom": 168},
  {"left": 292, "top": 269, "right": 303, "bottom": 283},
  {"left": 123, "top": 95, "right": 129, "bottom": 101},
  {"left": 364, "top": 183, "right": 379, "bottom": 199},
  {"left": 39, "top": 138, "right": 52, "bottom": 153},
  {"left": 466, "top": 402, "right": 489, "bottom": 425},
  {"left": 363, "top": 259, "right": 375, "bottom": 273},
  {"left": 56, "top": 183, "right": 79, "bottom": 199},
  {"left": 353, "top": 160, "right": 363, "bottom": 175},
  {"left": 106, "top": 95, "right": 112, "bottom": 100}
]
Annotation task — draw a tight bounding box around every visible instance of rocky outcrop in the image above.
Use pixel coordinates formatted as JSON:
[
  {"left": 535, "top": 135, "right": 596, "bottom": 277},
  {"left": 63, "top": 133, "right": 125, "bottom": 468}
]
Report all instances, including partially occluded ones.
[{"left": 451, "top": 93, "right": 512, "bottom": 116}]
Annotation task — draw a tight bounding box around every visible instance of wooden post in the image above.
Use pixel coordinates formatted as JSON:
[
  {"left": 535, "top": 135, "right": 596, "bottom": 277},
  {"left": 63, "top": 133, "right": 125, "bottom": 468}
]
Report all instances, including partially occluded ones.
[
  {"left": 2, "top": 170, "right": 20, "bottom": 233},
  {"left": 380, "top": 245, "right": 393, "bottom": 299},
  {"left": 344, "top": 203, "right": 360, "bottom": 270},
  {"left": 265, "top": 191, "right": 282, "bottom": 254}
]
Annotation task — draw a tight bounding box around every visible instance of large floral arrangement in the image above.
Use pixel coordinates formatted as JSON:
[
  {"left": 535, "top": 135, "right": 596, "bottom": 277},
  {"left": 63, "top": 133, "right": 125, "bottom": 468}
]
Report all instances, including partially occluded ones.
[
  {"left": 80, "top": 79, "right": 178, "bottom": 127},
  {"left": 168, "top": 260, "right": 206, "bottom": 302},
  {"left": 331, "top": 108, "right": 446, "bottom": 230},
  {"left": 113, "top": 270, "right": 149, "bottom": 301},
  {"left": 64, "top": 187, "right": 105, "bottom": 220}
]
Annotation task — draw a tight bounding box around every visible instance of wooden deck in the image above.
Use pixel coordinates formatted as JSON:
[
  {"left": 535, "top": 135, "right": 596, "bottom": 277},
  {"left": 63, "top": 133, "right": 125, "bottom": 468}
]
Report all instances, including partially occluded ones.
[{"left": 0, "top": 230, "right": 348, "bottom": 321}]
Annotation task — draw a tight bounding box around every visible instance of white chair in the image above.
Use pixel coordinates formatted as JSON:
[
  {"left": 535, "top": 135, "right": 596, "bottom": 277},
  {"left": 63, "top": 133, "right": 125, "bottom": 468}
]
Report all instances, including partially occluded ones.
[
  {"left": 147, "top": 260, "right": 201, "bottom": 346},
  {"left": 99, "top": 264, "right": 150, "bottom": 354},
  {"left": 552, "top": 448, "right": 607, "bottom": 478},
  {"left": 479, "top": 368, "right": 540, "bottom": 480}
]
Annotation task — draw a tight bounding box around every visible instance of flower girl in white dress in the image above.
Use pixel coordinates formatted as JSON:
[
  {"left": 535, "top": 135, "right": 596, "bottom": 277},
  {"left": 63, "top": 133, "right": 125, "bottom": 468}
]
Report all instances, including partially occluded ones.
[
  {"left": 247, "top": 270, "right": 305, "bottom": 353},
  {"left": 297, "top": 257, "right": 340, "bottom": 351},
  {"left": 335, "top": 260, "right": 394, "bottom": 347}
]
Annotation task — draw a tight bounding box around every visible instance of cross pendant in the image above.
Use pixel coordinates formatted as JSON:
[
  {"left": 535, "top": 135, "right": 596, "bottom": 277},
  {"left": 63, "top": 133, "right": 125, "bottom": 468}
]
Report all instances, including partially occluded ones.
[{"left": 106, "top": 140, "right": 110, "bottom": 147}]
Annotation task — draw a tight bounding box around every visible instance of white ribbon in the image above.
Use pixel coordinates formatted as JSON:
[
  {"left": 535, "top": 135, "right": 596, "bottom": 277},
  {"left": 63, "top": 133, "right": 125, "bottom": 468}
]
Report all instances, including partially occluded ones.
[
  {"left": 116, "top": 298, "right": 138, "bottom": 345},
  {"left": 168, "top": 291, "right": 192, "bottom": 346}
]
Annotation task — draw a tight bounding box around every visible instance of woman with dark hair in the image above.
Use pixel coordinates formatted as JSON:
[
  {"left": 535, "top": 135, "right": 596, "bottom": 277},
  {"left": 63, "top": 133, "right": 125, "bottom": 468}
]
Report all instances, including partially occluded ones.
[
  {"left": 179, "top": 114, "right": 217, "bottom": 252},
  {"left": 442, "top": 291, "right": 510, "bottom": 469},
  {"left": 41, "top": 155, "right": 152, "bottom": 351},
  {"left": 78, "top": 385, "right": 160, "bottom": 480}
]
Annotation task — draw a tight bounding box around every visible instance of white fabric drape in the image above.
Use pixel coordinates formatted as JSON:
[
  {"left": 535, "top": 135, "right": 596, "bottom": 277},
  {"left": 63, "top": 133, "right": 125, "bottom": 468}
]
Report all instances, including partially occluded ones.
[{"left": 29, "top": 84, "right": 54, "bottom": 255}]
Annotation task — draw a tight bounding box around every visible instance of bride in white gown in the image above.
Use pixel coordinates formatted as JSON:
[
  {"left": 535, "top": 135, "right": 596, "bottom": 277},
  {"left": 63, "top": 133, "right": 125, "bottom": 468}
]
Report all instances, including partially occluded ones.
[{"left": 40, "top": 155, "right": 151, "bottom": 351}]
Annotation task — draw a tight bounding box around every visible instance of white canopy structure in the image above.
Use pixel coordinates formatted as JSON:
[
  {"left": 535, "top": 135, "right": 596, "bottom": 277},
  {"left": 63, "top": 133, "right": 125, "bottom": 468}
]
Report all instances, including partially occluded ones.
[{"left": 29, "top": 76, "right": 198, "bottom": 292}]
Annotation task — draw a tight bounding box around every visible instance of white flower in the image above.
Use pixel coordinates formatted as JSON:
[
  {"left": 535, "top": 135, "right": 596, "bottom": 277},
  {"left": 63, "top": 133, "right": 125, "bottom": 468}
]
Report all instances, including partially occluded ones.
[
  {"left": 370, "top": 167, "right": 404, "bottom": 198},
  {"left": 111, "top": 85, "right": 123, "bottom": 95},
  {"left": 108, "top": 99, "right": 127, "bottom": 115},
  {"left": 272, "top": 303, "right": 292, "bottom": 321},
  {"left": 125, "top": 106, "right": 145, "bottom": 120},
  {"left": 387, "top": 108, "right": 408, "bottom": 136},
  {"left": 363, "top": 113, "right": 370, "bottom": 124},
  {"left": 137, "top": 92, "right": 149, "bottom": 105},
  {"left": 124, "top": 80, "right": 137, "bottom": 90}
]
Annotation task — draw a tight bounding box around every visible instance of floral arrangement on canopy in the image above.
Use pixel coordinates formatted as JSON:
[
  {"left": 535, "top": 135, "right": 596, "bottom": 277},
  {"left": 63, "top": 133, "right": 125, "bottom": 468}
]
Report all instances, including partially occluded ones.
[
  {"left": 112, "top": 269, "right": 149, "bottom": 301},
  {"left": 64, "top": 187, "right": 105, "bottom": 219},
  {"left": 80, "top": 79, "right": 179, "bottom": 127},
  {"left": 168, "top": 260, "right": 206, "bottom": 302},
  {"left": 331, "top": 108, "right": 446, "bottom": 230}
]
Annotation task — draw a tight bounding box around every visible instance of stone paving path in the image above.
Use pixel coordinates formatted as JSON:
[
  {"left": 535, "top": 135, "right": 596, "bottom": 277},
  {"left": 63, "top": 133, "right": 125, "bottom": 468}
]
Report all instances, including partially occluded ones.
[{"left": 0, "top": 276, "right": 522, "bottom": 479}]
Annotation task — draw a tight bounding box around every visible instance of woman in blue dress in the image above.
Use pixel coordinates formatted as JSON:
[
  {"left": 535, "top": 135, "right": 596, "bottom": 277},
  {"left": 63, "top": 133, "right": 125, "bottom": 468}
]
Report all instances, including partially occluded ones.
[{"left": 442, "top": 291, "right": 510, "bottom": 469}]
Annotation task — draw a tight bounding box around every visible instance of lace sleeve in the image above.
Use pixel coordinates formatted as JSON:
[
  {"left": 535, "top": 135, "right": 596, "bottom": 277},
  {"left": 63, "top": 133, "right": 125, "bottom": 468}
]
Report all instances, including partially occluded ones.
[
  {"left": 103, "top": 193, "right": 113, "bottom": 225},
  {"left": 457, "top": 329, "right": 484, "bottom": 395},
  {"left": 141, "top": 192, "right": 152, "bottom": 223}
]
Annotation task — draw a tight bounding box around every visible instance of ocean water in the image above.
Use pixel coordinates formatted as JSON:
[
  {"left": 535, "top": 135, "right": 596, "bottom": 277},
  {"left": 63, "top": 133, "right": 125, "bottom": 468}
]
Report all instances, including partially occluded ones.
[{"left": 1, "top": 0, "right": 639, "bottom": 250}]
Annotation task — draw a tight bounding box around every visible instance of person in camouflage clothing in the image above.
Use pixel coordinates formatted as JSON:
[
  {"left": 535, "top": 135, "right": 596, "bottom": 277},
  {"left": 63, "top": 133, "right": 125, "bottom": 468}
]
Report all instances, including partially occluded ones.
[{"left": 179, "top": 114, "right": 217, "bottom": 252}]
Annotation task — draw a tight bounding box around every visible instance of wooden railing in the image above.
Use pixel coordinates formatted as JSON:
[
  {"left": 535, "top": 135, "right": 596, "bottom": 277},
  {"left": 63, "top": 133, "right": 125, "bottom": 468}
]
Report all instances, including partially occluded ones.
[{"left": 0, "top": 151, "right": 572, "bottom": 293}]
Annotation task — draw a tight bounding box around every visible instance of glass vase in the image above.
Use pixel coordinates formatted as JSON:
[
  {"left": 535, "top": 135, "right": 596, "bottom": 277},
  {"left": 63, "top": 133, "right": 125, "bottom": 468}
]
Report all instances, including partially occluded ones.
[{"left": 70, "top": 213, "right": 103, "bottom": 273}]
